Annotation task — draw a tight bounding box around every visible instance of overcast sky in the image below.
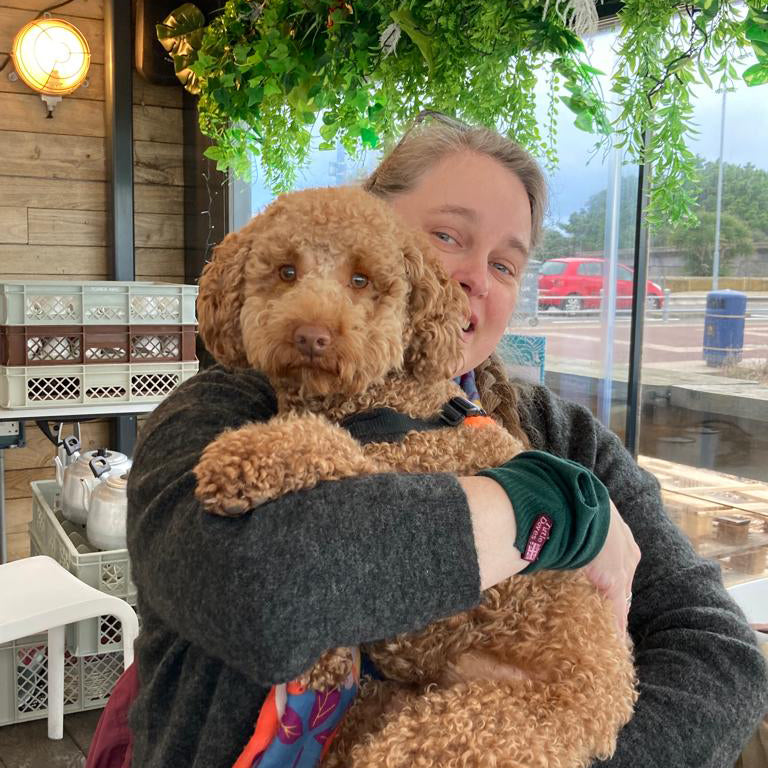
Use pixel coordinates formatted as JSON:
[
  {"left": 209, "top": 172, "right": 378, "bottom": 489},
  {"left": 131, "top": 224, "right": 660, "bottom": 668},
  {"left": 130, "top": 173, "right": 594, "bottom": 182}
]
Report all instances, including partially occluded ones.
[
  {"left": 250, "top": 25, "right": 768, "bottom": 223},
  {"left": 542, "top": 26, "right": 768, "bottom": 227}
]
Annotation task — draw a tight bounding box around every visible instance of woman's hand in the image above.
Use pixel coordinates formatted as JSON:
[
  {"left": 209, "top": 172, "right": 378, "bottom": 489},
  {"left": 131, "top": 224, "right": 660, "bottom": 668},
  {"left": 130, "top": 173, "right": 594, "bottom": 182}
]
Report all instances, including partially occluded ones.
[{"left": 582, "top": 498, "right": 641, "bottom": 636}]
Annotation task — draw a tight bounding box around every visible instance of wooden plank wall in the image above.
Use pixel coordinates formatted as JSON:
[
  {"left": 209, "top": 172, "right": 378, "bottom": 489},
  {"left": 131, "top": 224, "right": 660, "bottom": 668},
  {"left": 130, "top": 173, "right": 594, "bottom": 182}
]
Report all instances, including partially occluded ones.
[{"left": 0, "top": 0, "right": 186, "bottom": 560}]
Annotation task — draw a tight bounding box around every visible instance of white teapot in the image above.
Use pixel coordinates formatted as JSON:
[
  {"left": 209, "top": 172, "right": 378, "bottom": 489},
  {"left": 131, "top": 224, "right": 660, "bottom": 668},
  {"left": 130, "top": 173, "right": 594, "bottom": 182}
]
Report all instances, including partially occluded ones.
[
  {"left": 83, "top": 456, "right": 129, "bottom": 551},
  {"left": 58, "top": 446, "right": 130, "bottom": 525}
]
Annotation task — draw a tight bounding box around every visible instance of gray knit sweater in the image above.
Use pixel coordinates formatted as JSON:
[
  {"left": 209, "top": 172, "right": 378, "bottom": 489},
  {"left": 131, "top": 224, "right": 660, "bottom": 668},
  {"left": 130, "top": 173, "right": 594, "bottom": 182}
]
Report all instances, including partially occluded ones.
[{"left": 126, "top": 364, "right": 768, "bottom": 768}]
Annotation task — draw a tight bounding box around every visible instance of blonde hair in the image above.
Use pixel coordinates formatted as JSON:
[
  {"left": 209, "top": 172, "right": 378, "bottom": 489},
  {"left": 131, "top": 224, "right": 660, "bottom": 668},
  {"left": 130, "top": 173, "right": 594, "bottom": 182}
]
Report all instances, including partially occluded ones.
[{"left": 363, "top": 118, "right": 548, "bottom": 249}]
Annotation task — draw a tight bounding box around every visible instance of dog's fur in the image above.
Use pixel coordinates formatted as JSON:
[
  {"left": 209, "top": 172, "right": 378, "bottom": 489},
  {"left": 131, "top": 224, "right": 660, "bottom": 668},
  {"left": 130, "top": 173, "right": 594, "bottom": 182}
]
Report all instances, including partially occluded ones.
[{"left": 193, "top": 186, "right": 637, "bottom": 767}]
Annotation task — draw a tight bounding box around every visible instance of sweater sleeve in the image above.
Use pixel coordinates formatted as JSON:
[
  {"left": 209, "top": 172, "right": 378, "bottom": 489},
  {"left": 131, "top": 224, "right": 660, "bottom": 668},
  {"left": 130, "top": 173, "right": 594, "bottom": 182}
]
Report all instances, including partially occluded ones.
[
  {"left": 516, "top": 384, "right": 768, "bottom": 768},
  {"left": 127, "top": 365, "right": 481, "bottom": 686}
]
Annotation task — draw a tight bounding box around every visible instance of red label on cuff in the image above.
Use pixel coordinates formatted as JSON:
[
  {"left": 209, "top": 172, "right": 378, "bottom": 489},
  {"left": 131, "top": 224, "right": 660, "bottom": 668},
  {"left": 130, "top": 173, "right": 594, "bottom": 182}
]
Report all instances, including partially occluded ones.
[{"left": 523, "top": 514, "right": 553, "bottom": 562}]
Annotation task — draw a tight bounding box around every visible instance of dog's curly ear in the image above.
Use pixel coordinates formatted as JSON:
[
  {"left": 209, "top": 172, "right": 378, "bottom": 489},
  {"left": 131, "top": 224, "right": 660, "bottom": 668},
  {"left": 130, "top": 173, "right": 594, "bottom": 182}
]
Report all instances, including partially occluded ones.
[
  {"left": 197, "top": 233, "right": 250, "bottom": 368},
  {"left": 401, "top": 229, "right": 468, "bottom": 382}
]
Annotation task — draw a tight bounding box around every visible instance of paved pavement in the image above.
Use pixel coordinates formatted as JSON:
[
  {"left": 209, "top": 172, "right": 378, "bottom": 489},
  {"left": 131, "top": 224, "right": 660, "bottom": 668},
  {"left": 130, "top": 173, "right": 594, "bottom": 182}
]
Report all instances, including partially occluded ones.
[{"left": 517, "top": 313, "right": 768, "bottom": 367}]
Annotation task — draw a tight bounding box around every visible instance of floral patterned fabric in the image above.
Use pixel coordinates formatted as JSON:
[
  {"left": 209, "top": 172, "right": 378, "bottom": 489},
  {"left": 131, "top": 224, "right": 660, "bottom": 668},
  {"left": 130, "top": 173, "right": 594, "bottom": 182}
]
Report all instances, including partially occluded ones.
[{"left": 232, "top": 650, "right": 360, "bottom": 768}]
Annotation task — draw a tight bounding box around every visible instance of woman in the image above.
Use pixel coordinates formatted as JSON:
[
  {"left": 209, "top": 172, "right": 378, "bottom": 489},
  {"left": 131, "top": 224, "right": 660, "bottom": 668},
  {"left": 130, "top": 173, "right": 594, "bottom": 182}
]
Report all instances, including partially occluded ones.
[{"left": 95, "top": 117, "right": 767, "bottom": 768}]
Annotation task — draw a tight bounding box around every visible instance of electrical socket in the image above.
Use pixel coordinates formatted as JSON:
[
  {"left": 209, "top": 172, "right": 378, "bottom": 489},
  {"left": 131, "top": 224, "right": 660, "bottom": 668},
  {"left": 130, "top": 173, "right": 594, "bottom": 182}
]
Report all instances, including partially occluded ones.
[{"left": 0, "top": 421, "right": 25, "bottom": 449}]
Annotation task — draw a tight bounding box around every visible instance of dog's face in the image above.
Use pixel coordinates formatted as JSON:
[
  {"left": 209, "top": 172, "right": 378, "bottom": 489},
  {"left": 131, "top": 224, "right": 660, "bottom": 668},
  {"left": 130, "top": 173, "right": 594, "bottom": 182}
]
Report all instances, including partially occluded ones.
[{"left": 197, "top": 186, "right": 468, "bottom": 398}]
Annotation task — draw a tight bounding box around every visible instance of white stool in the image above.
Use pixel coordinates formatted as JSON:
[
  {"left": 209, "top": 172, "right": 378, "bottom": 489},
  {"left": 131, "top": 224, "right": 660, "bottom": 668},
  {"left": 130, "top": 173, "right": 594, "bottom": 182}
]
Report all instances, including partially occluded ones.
[{"left": 0, "top": 555, "right": 139, "bottom": 739}]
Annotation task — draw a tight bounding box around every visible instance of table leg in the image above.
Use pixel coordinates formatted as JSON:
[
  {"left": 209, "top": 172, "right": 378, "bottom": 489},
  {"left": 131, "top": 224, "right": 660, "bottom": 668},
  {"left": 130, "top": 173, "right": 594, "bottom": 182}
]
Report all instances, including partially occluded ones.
[
  {"left": 0, "top": 449, "right": 6, "bottom": 564},
  {"left": 48, "top": 624, "right": 65, "bottom": 739}
]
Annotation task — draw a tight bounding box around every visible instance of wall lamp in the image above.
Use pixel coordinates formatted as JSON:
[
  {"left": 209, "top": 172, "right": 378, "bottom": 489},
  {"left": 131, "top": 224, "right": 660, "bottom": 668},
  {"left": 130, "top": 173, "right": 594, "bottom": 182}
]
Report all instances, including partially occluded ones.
[{"left": 11, "top": 18, "right": 90, "bottom": 117}]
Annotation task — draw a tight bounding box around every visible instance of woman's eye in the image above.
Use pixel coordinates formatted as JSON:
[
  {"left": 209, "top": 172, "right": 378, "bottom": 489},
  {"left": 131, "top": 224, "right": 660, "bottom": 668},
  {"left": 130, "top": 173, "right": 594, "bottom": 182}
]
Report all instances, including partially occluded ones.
[
  {"left": 433, "top": 231, "right": 458, "bottom": 245},
  {"left": 492, "top": 262, "right": 516, "bottom": 277},
  {"left": 278, "top": 264, "right": 297, "bottom": 282},
  {"left": 350, "top": 273, "right": 369, "bottom": 289}
]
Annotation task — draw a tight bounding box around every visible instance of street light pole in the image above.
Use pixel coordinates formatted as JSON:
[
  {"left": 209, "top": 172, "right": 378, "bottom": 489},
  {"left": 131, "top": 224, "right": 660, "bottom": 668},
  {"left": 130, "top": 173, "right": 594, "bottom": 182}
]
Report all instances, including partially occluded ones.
[{"left": 712, "top": 87, "right": 727, "bottom": 290}]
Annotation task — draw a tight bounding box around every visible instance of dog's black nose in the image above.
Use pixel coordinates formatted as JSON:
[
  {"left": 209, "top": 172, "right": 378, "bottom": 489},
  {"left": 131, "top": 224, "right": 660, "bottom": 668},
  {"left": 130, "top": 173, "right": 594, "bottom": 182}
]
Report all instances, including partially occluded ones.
[{"left": 294, "top": 325, "right": 332, "bottom": 357}]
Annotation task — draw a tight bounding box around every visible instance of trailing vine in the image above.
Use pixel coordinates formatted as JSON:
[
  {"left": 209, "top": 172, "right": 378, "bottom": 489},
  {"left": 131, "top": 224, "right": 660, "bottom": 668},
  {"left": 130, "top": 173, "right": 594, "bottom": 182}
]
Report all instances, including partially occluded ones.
[
  {"left": 612, "top": 0, "right": 766, "bottom": 226},
  {"left": 157, "top": 0, "right": 768, "bottom": 226},
  {"left": 158, "top": 0, "right": 609, "bottom": 191}
]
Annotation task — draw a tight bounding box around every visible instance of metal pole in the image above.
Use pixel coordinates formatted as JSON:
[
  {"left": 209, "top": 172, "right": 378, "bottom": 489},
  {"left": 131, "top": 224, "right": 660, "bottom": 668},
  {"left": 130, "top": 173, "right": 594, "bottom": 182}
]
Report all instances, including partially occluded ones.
[
  {"left": 598, "top": 139, "right": 622, "bottom": 428},
  {"left": 105, "top": 0, "right": 137, "bottom": 456},
  {"left": 625, "top": 127, "right": 653, "bottom": 457},
  {"left": 712, "top": 88, "right": 727, "bottom": 290}
]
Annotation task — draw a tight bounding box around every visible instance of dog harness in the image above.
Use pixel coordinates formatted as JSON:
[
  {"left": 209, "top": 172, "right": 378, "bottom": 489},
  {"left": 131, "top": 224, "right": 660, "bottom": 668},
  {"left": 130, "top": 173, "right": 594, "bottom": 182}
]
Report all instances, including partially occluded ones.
[
  {"left": 232, "top": 376, "right": 490, "bottom": 768},
  {"left": 339, "top": 394, "right": 493, "bottom": 444}
]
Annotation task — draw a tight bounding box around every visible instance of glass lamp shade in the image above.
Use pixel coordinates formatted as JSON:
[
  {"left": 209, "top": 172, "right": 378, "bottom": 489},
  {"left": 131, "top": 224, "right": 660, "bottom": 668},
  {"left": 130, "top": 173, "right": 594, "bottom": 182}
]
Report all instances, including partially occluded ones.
[{"left": 11, "top": 19, "right": 90, "bottom": 96}]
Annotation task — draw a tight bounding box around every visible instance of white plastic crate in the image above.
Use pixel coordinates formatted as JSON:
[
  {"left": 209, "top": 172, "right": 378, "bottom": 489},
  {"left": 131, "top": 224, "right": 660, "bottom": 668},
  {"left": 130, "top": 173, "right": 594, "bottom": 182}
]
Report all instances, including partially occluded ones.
[
  {"left": 30, "top": 480, "right": 136, "bottom": 602},
  {"left": 0, "top": 360, "right": 198, "bottom": 408},
  {"left": 29, "top": 526, "right": 139, "bottom": 657},
  {"left": 0, "top": 633, "right": 123, "bottom": 727},
  {"left": 0, "top": 280, "right": 198, "bottom": 326}
]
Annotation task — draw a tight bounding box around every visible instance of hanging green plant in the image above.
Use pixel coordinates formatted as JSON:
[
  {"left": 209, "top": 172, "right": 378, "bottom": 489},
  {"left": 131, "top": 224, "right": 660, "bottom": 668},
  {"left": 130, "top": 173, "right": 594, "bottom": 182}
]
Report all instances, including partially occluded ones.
[
  {"left": 157, "top": 0, "right": 610, "bottom": 189},
  {"left": 612, "top": 0, "right": 766, "bottom": 227},
  {"left": 157, "top": 0, "right": 766, "bottom": 227}
]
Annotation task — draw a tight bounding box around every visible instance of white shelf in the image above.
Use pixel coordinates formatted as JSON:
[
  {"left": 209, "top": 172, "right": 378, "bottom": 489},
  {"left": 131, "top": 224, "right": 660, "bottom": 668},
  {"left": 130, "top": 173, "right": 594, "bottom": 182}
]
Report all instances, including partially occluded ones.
[{"left": 0, "top": 402, "right": 158, "bottom": 421}]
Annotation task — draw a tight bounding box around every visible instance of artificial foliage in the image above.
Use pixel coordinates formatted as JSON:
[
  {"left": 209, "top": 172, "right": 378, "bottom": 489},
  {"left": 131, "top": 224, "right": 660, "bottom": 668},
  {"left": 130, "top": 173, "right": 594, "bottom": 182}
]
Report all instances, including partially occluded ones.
[{"left": 157, "top": 0, "right": 768, "bottom": 227}]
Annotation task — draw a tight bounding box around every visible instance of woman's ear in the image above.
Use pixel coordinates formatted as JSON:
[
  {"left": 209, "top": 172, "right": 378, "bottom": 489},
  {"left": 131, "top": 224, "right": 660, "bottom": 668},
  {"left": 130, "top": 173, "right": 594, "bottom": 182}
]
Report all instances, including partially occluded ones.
[
  {"left": 401, "top": 229, "right": 468, "bottom": 382},
  {"left": 197, "top": 232, "right": 250, "bottom": 368}
]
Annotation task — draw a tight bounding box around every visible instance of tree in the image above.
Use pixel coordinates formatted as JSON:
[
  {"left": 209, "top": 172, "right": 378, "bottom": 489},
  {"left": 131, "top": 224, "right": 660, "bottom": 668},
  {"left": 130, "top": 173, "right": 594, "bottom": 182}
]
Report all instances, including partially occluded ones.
[
  {"left": 561, "top": 175, "right": 639, "bottom": 253},
  {"left": 535, "top": 227, "right": 576, "bottom": 260},
  {"left": 670, "top": 211, "right": 754, "bottom": 276},
  {"left": 655, "top": 158, "right": 768, "bottom": 244},
  {"left": 696, "top": 161, "right": 768, "bottom": 239}
]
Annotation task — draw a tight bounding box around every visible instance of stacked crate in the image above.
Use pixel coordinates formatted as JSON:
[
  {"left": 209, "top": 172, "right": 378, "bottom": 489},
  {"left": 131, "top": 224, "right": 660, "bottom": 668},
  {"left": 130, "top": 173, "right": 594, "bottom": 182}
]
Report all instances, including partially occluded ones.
[
  {"left": 0, "top": 280, "right": 198, "bottom": 408},
  {"left": 1, "top": 480, "right": 138, "bottom": 726}
]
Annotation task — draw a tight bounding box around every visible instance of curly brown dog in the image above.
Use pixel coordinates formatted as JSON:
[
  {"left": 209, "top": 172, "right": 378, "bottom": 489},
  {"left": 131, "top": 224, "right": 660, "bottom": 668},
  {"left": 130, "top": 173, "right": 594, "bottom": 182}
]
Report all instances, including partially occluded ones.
[{"left": 193, "top": 186, "right": 637, "bottom": 767}]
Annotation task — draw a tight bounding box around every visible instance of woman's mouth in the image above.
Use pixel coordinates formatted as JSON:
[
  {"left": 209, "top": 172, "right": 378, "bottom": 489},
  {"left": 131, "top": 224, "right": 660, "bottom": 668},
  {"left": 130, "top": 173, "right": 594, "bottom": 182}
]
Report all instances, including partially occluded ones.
[{"left": 461, "top": 314, "right": 477, "bottom": 340}]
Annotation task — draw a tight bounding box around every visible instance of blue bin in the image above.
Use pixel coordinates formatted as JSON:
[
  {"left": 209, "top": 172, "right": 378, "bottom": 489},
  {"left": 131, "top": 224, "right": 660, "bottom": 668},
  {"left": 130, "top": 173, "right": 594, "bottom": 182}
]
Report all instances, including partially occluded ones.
[{"left": 702, "top": 290, "right": 747, "bottom": 366}]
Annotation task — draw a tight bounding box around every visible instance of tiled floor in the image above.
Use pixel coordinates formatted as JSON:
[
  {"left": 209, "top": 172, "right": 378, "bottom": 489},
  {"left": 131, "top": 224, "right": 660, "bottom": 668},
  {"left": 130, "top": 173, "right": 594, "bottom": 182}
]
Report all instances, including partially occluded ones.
[{"left": 0, "top": 709, "right": 101, "bottom": 768}]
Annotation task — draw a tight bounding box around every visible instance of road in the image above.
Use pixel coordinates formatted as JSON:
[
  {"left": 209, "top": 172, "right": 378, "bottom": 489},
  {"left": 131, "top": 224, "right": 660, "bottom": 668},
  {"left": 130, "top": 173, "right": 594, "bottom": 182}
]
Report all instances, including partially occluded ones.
[{"left": 516, "top": 313, "right": 768, "bottom": 366}]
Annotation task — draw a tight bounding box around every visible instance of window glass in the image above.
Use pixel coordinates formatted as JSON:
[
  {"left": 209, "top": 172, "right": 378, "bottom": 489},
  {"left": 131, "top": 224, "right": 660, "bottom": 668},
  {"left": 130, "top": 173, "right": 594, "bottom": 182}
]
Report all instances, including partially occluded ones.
[
  {"left": 635, "top": 32, "right": 768, "bottom": 586},
  {"left": 540, "top": 260, "right": 567, "bottom": 275},
  {"left": 242, "top": 18, "right": 768, "bottom": 586}
]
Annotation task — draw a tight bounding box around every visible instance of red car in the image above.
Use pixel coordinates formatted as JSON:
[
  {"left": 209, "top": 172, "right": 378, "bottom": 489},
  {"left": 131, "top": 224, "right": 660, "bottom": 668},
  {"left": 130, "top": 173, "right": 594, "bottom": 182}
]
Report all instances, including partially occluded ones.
[{"left": 537, "top": 257, "right": 664, "bottom": 313}]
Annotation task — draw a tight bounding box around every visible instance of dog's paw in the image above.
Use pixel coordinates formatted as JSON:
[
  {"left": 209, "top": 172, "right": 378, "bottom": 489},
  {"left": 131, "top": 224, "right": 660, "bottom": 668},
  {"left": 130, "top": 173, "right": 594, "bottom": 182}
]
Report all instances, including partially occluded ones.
[
  {"left": 193, "top": 432, "right": 274, "bottom": 516},
  {"left": 194, "top": 415, "right": 380, "bottom": 516}
]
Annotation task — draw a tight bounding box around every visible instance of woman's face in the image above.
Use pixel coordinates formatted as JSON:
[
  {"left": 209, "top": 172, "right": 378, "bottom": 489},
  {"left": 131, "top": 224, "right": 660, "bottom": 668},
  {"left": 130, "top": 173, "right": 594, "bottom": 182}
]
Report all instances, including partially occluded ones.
[{"left": 389, "top": 150, "right": 533, "bottom": 375}]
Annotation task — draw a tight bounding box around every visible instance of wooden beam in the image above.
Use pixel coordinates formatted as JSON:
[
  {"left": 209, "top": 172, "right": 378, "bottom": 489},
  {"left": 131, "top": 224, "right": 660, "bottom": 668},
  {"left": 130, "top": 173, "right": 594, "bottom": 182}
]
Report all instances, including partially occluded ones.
[
  {"left": 133, "top": 104, "right": 183, "bottom": 144},
  {"left": 0, "top": 130, "right": 106, "bottom": 180},
  {"left": 135, "top": 248, "right": 185, "bottom": 276},
  {"left": 134, "top": 212, "right": 183, "bottom": 248},
  {"left": 0, "top": 92, "right": 105, "bottom": 137},
  {"left": 3, "top": 0, "right": 103, "bottom": 20},
  {"left": 134, "top": 140, "right": 184, "bottom": 185},
  {"left": 135, "top": 182, "right": 183, "bottom": 214},
  {"left": 0, "top": 244, "right": 107, "bottom": 274},
  {"left": 0, "top": 206, "right": 28, "bottom": 244},
  {"left": 28, "top": 208, "right": 106, "bottom": 246},
  {"left": 133, "top": 72, "right": 183, "bottom": 109},
  {"left": 0, "top": 178, "right": 107, "bottom": 210}
]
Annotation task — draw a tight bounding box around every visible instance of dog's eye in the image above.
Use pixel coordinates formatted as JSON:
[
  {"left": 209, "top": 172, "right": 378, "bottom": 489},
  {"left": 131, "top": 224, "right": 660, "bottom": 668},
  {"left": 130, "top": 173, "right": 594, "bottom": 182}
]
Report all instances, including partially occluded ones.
[
  {"left": 279, "top": 265, "right": 297, "bottom": 282},
  {"left": 350, "top": 273, "right": 369, "bottom": 289}
]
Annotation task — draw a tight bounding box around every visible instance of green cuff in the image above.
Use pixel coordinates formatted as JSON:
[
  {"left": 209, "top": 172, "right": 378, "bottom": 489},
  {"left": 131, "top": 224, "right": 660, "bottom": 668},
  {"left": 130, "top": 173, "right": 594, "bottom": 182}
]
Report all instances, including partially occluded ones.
[{"left": 478, "top": 450, "right": 610, "bottom": 573}]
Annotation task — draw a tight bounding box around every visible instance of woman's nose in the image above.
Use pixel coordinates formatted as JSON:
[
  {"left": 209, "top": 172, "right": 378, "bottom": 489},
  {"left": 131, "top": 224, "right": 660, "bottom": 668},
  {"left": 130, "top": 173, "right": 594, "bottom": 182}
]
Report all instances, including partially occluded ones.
[{"left": 452, "top": 252, "right": 489, "bottom": 298}]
